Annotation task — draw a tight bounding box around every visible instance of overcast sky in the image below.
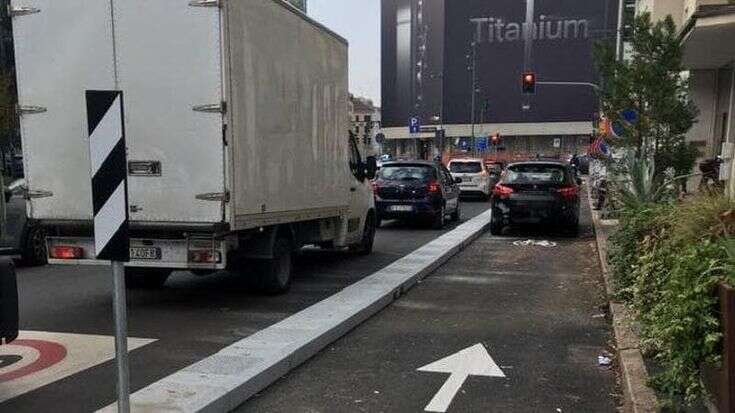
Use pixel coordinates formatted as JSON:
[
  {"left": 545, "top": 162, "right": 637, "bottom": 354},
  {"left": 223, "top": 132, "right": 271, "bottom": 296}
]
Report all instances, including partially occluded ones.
[{"left": 308, "top": 0, "right": 381, "bottom": 105}]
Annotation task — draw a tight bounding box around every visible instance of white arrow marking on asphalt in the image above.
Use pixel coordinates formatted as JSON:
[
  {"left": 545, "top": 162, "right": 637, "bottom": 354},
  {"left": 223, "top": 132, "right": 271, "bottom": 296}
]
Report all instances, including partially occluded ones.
[{"left": 417, "top": 343, "right": 505, "bottom": 412}]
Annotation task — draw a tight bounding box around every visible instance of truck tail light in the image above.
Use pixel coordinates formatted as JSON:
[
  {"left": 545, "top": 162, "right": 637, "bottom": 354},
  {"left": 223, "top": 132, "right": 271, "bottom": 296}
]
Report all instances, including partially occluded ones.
[
  {"left": 51, "top": 246, "right": 84, "bottom": 260},
  {"left": 427, "top": 180, "right": 441, "bottom": 194},
  {"left": 557, "top": 186, "right": 579, "bottom": 199},
  {"left": 188, "top": 249, "right": 222, "bottom": 264},
  {"left": 492, "top": 184, "right": 514, "bottom": 199}
]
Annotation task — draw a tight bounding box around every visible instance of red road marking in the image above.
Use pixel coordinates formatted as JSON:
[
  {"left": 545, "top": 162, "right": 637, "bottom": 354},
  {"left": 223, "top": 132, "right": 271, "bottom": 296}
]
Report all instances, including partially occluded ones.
[{"left": 0, "top": 340, "right": 67, "bottom": 382}]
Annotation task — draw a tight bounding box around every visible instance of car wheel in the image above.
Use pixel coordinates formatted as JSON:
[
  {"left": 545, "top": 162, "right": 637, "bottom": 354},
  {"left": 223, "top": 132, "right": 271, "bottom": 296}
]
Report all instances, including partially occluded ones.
[
  {"left": 252, "top": 237, "right": 293, "bottom": 295},
  {"left": 450, "top": 202, "right": 461, "bottom": 222},
  {"left": 125, "top": 268, "right": 172, "bottom": 289},
  {"left": 490, "top": 211, "right": 503, "bottom": 235},
  {"left": 431, "top": 205, "right": 446, "bottom": 229},
  {"left": 564, "top": 218, "right": 580, "bottom": 238},
  {"left": 21, "top": 225, "right": 47, "bottom": 267},
  {"left": 351, "top": 212, "right": 376, "bottom": 256}
]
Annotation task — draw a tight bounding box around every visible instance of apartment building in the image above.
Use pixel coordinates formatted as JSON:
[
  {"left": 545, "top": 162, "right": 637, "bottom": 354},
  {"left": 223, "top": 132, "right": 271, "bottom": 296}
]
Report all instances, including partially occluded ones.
[{"left": 639, "top": 0, "right": 735, "bottom": 194}]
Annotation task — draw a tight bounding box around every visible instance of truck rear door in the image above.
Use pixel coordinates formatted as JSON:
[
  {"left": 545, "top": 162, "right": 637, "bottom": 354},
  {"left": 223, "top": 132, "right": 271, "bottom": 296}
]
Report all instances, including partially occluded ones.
[
  {"left": 113, "top": 1, "right": 225, "bottom": 223},
  {"left": 11, "top": 0, "right": 225, "bottom": 224},
  {"left": 11, "top": 0, "right": 116, "bottom": 220}
]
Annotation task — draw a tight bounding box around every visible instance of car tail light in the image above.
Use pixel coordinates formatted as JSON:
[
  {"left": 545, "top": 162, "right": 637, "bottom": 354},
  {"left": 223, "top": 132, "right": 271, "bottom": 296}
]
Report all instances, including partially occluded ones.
[
  {"left": 188, "top": 249, "right": 222, "bottom": 264},
  {"left": 492, "top": 184, "right": 514, "bottom": 199},
  {"left": 557, "top": 186, "right": 579, "bottom": 199},
  {"left": 427, "top": 180, "right": 441, "bottom": 194},
  {"left": 51, "top": 246, "right": 84, "bottom": 260},
  {"left": 372, "top": 182, "right": 380, "bottom": 194}
]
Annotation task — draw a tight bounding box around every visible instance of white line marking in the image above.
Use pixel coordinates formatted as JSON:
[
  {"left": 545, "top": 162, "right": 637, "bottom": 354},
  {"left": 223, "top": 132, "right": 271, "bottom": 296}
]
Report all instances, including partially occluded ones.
[
  {"left": 418, "top": 344, "right": 506, "bottom": 412},
  {"left": 89, "top": 95, "right": 122, "bottom": 176}
]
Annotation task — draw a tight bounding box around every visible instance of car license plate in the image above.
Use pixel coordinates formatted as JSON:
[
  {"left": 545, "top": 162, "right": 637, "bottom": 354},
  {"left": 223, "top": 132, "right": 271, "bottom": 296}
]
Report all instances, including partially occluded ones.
[
  {"left": 130, "top": 247, "right": 161, "bottom": 260},
  {"left": 389, "top": 205, "right": 413, "bottom": 212}
]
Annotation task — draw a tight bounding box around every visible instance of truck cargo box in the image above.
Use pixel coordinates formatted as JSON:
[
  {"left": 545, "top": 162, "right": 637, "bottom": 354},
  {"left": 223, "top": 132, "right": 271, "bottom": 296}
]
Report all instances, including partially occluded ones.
[{"left": 11, "top": 0, "right": 350, "bottom": 230}]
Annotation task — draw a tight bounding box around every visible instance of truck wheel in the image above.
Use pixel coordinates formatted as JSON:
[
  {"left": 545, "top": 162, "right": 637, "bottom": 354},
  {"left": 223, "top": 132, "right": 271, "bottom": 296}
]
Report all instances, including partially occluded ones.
[
  {"left": 351, "top": 213, "right": 376, "bottom": 256},
  {"left": 254, "top": 237, "right": 293, "bottom": 294},
  {"left": 125, "top": 268, "right": 172, "bottom": 289},
  {"left": 20, "top": 226, "right": 47, "bottom": 267}
]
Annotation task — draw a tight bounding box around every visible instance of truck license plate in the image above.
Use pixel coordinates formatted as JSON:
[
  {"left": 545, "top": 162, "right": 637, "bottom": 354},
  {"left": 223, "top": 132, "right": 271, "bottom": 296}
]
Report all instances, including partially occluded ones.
[
  {"left": 130, "top": 247, "right": 161, "bottom": 260},
  {"left": 389, "top": 205, "right": 413, "bottom": 212}
]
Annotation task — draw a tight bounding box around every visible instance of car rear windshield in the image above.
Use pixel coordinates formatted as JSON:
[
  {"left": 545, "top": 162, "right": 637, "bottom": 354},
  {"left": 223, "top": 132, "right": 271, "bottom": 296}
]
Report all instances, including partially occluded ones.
[
  {"left": 502, "top": 164, "right": 568, "bottom": 185},
  {"left": 378, "top": 165, "right": 436, "bottom": 182},
  {"left": 449, "top": 162, "right": 482, "bottom": 173}
]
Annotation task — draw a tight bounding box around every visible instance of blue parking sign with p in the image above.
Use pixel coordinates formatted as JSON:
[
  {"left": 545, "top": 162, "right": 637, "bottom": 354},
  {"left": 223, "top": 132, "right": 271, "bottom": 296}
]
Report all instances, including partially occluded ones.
[{"left": 409, "top": 117, "right": 421, "bottom": 134}]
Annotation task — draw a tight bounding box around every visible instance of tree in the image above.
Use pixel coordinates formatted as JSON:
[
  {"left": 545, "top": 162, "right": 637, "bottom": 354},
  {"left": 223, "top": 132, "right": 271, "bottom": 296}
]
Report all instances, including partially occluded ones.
[{"left": 595, "top": 13, "right": 699, "bottom": 181}]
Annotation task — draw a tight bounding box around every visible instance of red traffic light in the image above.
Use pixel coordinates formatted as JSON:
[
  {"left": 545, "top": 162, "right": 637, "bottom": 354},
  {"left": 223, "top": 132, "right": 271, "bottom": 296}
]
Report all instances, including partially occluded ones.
[{"left": 522, "top": 72, "right": 536, "bottom": 94}]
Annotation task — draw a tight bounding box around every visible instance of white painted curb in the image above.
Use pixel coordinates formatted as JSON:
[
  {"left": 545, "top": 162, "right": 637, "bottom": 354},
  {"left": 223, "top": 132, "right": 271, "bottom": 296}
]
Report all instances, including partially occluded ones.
[{"left": 99, "top": 209, "right": 492, "bottom": 413}]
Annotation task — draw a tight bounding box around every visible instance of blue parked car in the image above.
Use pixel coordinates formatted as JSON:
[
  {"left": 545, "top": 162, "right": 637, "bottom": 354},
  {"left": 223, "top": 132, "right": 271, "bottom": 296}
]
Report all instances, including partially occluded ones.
[{"left": 372, "top": 161, "right": 462, "bottom": 229}]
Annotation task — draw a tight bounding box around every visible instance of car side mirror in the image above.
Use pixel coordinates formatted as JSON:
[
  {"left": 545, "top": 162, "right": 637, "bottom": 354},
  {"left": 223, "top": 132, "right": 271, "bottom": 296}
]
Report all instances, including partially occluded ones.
[
  {"left": 0, "top": 258, "right": 19, "bottom": 345},
  {"left": 454, "top": 177, "right": 463, "bottom": 184},
  {"left": 364, "top": 156, "right": 378, "bottom": 181}
]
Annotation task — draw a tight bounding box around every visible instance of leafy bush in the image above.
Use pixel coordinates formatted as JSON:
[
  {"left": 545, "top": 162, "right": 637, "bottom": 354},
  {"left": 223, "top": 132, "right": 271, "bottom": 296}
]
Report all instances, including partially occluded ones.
[{"left": 608, "top": 193, "right": 735, "bottom": 404}]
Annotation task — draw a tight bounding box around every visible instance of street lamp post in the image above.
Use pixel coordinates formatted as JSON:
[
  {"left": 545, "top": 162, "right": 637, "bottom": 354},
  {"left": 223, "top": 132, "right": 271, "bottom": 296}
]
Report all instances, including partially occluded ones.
[{"left": 469, "top": 41, "right": 478, "bottom": 156}]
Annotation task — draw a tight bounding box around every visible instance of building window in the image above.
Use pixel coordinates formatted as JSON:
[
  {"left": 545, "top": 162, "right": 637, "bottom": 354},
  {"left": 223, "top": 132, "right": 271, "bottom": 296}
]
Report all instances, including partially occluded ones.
[{"left": 365, "top": 115, "right": 372, "bottom": 123}]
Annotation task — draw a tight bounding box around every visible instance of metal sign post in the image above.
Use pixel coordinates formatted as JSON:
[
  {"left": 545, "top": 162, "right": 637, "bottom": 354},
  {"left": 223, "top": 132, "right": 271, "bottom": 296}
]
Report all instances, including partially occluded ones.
[{"left": 86, "top": 90, "right": 131, "bottom": 413}]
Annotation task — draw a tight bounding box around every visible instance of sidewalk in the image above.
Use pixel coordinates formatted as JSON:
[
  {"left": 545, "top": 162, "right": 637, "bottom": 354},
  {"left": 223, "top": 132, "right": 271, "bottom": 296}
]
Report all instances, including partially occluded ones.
[{"left": 588, "top": 188, "right": 660, "bottom": 413}]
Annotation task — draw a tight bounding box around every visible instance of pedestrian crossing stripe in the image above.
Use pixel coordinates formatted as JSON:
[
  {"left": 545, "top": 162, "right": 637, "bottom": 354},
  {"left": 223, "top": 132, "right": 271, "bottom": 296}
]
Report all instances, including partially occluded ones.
[{"left": 86, "top": 90, "right": 130, "bottom": 262}]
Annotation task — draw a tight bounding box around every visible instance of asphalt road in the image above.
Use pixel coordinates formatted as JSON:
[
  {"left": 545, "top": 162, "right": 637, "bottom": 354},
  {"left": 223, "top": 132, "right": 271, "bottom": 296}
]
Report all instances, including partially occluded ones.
[
  {"left": 1, "top": 200, "right": 491, "bottom": 412},
  {"left": 238, "top": 190, "right": 618, "bottom": 412}
]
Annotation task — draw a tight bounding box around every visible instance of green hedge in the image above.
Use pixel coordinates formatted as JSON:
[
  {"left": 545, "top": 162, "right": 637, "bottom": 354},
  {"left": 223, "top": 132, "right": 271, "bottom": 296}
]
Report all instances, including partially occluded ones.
[{"left": 608, "top": 194, "right": 735, "bottom": 405}]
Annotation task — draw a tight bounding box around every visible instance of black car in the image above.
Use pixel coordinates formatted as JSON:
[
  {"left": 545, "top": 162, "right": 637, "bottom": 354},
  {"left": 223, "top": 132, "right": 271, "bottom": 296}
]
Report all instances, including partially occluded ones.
[
  {"left": 373, "top": 161, "right": 461, "bottom": 229},
  {"left": 490, "top": 161, "right": 581, "bottom": 236},
  {"left": 1, "top": 180, "right": 47, "bottom": 266}
]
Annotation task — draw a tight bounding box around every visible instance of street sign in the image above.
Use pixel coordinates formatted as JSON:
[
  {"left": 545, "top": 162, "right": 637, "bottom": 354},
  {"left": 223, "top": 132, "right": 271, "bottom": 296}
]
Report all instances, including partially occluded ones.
[
  {"left": 621, "top": 109, "right": 638, "bottom": 125},
  {"left": 86, "top": 91, "right": 130, "bottom": 262},
  {"left": 553, "top": 138, "right": 561, "bottom": 148},
  {"left": 475, "top": 137, "right": 488, "bottom": 152},
  {"left": 409, "top": 117, "right": 421, "bottom": 134},
  {"left": 375, "top": 133, "right": 385, "bottom": 144},
  {"left": 418, "top": 344, "right": 505, "bottom": 412},
  {"left": 86, "top": 90, "right": 131, "bottom": 413}
]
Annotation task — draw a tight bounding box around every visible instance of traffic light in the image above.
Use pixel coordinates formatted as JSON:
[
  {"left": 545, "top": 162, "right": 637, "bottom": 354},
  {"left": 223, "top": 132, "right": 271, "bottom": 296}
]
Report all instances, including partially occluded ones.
[
  {"left": 490, "top": 133, "right": 501, "bottom": 146},
  {"left": 522, "top": 72, "right": 536, "bottom": 94}
]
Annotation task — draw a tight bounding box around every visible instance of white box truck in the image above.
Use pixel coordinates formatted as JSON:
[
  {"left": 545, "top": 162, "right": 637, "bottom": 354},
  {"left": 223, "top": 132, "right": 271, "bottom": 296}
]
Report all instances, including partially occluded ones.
[{"left": 10, "top": 0, "right": 377, "bottom": 292}]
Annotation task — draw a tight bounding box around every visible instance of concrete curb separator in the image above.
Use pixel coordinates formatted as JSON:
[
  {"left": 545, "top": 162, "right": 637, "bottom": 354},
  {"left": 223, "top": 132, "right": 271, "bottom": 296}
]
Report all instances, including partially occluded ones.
[
  {"left": 587, "top": 186, "right": 659, "bottom": 413},
  {"left": 99, "top": 210, "right": 493, "bottom": 413}
]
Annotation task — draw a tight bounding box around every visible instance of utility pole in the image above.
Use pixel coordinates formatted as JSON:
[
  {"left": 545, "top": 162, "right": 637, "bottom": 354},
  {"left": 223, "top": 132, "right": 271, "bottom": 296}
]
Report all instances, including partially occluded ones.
[{"left": 469, "top": 41, "right": 478, "bottom": 156}]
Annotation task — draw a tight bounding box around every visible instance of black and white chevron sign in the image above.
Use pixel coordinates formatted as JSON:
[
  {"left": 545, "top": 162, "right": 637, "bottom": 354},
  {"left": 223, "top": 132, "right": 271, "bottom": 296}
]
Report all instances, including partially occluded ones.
[{"left": 86, "top": 90, "right": 130, "bottom": 262}]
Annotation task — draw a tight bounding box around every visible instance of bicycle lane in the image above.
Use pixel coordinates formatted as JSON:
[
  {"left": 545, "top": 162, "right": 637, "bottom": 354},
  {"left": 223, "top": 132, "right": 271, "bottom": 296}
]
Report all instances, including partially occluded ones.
[{"left": 237, "top": 198, "right": 618, "bottom": 412}]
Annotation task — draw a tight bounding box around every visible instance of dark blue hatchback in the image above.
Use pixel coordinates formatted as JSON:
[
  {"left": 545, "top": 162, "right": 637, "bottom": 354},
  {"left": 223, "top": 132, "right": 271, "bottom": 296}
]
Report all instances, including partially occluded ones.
[{"left": 373, "top": 161, "right": 461, "bottom": 229}]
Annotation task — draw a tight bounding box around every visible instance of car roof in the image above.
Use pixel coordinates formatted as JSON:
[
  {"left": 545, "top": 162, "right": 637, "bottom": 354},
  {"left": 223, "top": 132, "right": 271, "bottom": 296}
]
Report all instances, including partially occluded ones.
[
  {"left": 506, "top": 160, "right": 568, "bottom": 168},
  {"left": 448, "top": 158, "right": 483, "bottom": 163},
  {"left": 381, "top": 160, "right": 438, "bottom": 167}
]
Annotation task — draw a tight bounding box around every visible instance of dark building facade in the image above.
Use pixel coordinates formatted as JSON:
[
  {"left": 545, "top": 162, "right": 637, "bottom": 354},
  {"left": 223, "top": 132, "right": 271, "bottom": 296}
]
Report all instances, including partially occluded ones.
[{"left": 381, "top": 0, "right": 620, "bottom": 158}]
